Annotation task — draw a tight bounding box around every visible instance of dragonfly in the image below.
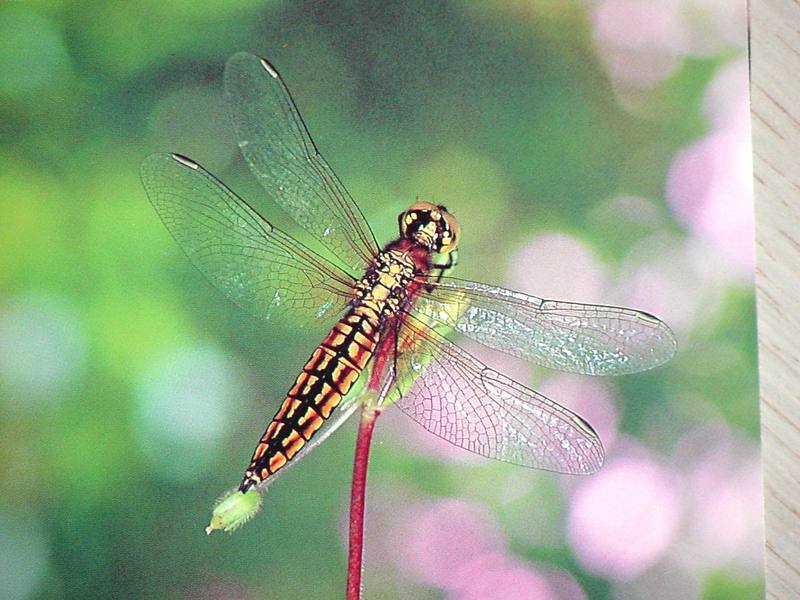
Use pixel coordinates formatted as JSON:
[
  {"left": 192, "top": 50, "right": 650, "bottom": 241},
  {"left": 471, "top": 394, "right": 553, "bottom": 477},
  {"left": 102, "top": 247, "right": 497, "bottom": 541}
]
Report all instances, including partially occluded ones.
[{"left": 141, "top": 52, "right": 676, "bottom": 495}]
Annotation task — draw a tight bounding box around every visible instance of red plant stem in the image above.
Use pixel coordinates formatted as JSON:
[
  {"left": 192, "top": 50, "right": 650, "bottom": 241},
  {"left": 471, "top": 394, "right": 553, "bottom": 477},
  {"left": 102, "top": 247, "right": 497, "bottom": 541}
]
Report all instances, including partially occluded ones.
[{"left": 346, "top": 405, "right": 380, "bottom": 600}]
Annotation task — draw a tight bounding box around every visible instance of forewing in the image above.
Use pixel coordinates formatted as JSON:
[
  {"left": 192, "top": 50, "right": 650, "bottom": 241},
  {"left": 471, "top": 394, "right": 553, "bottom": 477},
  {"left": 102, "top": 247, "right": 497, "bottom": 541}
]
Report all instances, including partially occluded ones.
[
  {"left": 412, "top": 277, "right": 677, "bottom": 376},
  {"left": 390, "top": 314, "right": 604, "bottom": 474},
  {"left": 141, "top": 153, "right": 354, "bottom": 324},
  {"left": 224, "top": 52, "right": 379, "bottom": 275}
]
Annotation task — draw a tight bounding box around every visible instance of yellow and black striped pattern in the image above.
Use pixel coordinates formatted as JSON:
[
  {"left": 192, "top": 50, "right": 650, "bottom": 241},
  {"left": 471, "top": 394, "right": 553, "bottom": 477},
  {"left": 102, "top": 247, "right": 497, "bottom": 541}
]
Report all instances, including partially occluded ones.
[{"left": 239, "top": 248, "right": 418, "bottom": 492}]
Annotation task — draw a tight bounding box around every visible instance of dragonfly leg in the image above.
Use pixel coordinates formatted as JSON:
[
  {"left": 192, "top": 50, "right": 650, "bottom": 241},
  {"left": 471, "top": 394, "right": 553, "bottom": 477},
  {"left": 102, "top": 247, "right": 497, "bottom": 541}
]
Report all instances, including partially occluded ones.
[
  {"left": 390, "top": 320, "right": 404, "bottom": 403},
  {"left": 427, "top": 250, "right": 459, "bottom": 289}
]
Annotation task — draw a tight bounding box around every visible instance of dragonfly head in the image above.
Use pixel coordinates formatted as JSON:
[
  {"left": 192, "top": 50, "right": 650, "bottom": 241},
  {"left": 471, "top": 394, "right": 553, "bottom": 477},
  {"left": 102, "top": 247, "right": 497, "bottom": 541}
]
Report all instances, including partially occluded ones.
[{"left": 399, "top": 201, "right": 460, "bottom": 254}]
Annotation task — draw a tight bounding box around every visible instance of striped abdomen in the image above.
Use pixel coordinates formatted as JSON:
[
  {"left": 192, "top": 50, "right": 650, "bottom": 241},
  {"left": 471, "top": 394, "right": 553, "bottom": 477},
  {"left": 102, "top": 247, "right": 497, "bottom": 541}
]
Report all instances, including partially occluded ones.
[{"left": 239, "top": 305, "right": 382, "bottom": 492}]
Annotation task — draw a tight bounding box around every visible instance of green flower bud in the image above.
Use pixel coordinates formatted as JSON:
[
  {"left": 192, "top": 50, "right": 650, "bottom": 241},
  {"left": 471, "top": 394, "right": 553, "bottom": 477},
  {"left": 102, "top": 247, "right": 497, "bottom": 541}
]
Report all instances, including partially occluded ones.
[{"left": 205, "top": 488, "right": 262, "bottom": 534}]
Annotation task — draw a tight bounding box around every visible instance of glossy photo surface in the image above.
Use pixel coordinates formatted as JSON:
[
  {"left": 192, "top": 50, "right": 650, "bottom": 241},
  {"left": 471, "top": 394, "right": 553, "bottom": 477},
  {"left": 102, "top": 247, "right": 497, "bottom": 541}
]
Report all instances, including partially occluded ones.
[{"left": 0, "top": 2, "right": 760, "bottom": 599}]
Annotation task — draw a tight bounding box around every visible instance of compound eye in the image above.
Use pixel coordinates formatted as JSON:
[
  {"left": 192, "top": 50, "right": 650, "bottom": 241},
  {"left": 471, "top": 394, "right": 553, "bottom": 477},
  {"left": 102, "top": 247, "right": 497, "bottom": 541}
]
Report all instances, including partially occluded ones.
[
  {"left": 437, "top": 227, "right": 456, "bottom": 253},
  {"left": 400, "top": 210, "right": 419, "bottom": 237},
  {"left": 440, "top": 213, "right": 461, "bottom": 252}
]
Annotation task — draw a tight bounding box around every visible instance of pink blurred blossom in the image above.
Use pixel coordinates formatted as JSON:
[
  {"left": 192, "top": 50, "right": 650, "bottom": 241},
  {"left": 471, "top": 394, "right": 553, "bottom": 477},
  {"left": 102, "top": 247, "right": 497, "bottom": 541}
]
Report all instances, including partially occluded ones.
[
  {"left": 541, "top": 567, "right": 588, "bottom": 600},
  {"left": 666, "top": 58, "right": 754, "bottom": 279},
  {"left": 355, "top": 484, "right": 440, "bottom": 597},
  {"left": 448, "top": 555, "right": 557, "bottom": 600},
  {"left": 671, "top": 423, "right": 764, "bottom": 574},
  {"left": 360, "top": 486, "right": 585, "bottom": 597},
  {"left": 666, "top": 129, "right": 754, "bottom": 277},
  {"left": 704, "top": 58, "right": 750, "bottom": 132},
  {"left": 566, "top": 447, "right": 683, "bottom": 580},
  {"left": 388, "top": 498, "right": 507, "bottom": 590},
  {"left": 592, "top": 0, "right": 688, "bottom": 89},
  {"left": 507, "top": 232, "right": 609, "bottom": 304},
  {"left": 613, "top": 233, "right": 727, "bottom": 336},
  {"left": 591, "top": 0, "right": 747, "bottom": 93},
  {"left": 383, "top": 496, "right": 579, "bottom": 599}
]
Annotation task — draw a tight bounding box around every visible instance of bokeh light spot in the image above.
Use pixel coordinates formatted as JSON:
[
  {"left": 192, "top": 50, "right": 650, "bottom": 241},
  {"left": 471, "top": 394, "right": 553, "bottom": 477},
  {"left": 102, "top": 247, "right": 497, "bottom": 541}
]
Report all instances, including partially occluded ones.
[
  {"left": 135, "top": 345, "right": 246, "bottom": 482},
  {"left": 672, "top": 423, "right": 764, "bottom": 575},
  {"left": 0, "top": 292, "right": 86, "bottom": 411},
  {"left": 389, "top": 498, "right": 507, "bottom": 590},
  {"left": 449, "top": 555, "right": 556, "bottom": 600},
  {"left": 507, "top": 232, "right": 609, "bottom": 303},
  {"left": 0, "top": 511, "right": 49, "bottom": 599},
  {"left": 567, "top": 450, "right": 682, "bottom": 580}
]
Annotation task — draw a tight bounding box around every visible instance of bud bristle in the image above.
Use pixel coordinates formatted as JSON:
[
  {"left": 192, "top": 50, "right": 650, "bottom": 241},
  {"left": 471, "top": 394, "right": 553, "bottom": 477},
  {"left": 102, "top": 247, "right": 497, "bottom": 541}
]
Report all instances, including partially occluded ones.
[{"left": 205, "top": 488, "right": 263, "bottom": 534}]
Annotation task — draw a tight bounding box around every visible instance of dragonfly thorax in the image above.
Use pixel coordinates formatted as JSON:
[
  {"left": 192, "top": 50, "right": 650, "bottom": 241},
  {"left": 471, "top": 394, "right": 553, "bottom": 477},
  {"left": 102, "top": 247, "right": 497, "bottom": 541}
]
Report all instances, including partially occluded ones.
[
  {"left": 353, "top": 249, "right": 418, "bottom": 317},
  {"left": 398, "top": 201, "right": 460, "bottom": 254}
]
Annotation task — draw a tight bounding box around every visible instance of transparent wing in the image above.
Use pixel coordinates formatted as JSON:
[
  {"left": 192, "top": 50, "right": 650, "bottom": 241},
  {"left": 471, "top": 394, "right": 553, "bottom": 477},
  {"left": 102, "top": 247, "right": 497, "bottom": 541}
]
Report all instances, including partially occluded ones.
[
  {"left": 224, "top": 52, "right": 379, "bottom": 275},
  {"left": 389, "top": 314, "right": 604, "bottom": 474},
  {"left": 411, "top": 277, "right": 677, "bottom": 376},
  {"left": 140, "top": 153, "right": 355, "bottom": 324}
]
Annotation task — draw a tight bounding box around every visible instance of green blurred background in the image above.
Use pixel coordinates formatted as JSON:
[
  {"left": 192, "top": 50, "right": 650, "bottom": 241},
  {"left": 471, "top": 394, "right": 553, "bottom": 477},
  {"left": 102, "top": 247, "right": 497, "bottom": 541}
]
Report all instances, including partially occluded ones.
[{"left": 0, "top": 1, "right": 760, "bottom": 599}]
